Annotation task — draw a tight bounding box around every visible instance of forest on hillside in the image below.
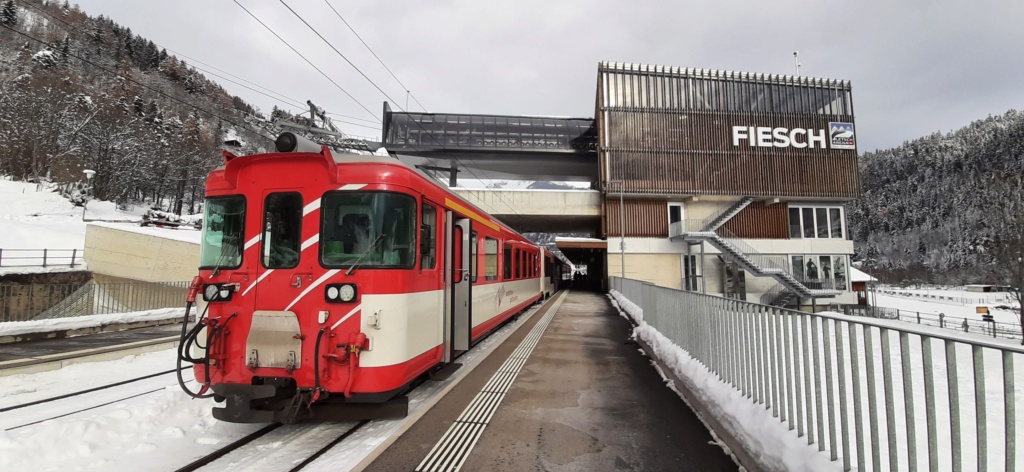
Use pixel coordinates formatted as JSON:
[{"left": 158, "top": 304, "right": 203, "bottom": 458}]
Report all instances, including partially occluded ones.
[
  {"left": 848, "top": 109, "right": 1024, "bottom": 286},
  {"left": 0, "top": 0, "right": 269, "bottom": 214}
]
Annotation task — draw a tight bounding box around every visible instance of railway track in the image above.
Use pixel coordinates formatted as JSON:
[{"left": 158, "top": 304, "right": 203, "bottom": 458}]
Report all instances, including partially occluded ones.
[
  {"left": 0, "top": 368, "right": 181, "bottom": 431},
  {"left": 175, "top": 420, "right": 371, "bottom": 472}
]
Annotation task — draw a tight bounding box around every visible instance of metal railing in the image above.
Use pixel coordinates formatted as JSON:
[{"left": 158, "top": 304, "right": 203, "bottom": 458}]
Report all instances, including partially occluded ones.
[
  {"left": 0, "top": 248, "right": 84, "bottom": 268},
  {"left": 612, "top": 276, "right": 1023, "bottom": 472},
  {"left": 0, "top": 280, "right": 189, "bottom": 322}
]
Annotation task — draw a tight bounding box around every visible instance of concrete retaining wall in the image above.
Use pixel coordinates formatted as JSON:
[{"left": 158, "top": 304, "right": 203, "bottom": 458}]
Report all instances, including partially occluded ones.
[{"left": 85, "top": 224, "right": 199, "bottom": 282}]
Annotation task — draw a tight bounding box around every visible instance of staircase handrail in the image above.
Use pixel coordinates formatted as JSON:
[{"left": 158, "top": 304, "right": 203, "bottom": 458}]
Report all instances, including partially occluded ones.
[
  {"left": 759, "top": 282, "right": 787, "bottom": 305},
  {"left": 714, "top": 225, "right": 792, "bottom": 273}
]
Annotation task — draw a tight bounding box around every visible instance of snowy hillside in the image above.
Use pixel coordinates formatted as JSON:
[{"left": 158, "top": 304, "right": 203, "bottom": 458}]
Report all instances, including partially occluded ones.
[{"left": 0, "top": 177, "right": 148, "bottom": 250}]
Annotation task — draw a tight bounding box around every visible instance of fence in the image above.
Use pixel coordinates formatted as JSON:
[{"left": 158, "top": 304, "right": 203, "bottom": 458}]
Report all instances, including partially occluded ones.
[
  {"left": 0, "top": 280, "right": 189, "bottom": 322},
  {"left": 0, "top": 248, "right": 84, "bottom": 268},
  {"left": 878, "top": 287, "right": 1015, "bottom": 306},
  {"left": 833, "top": 304, "right": 1022, "bottom": 341},
  {"left": 612, "top": 277, "right": 1023, "bottom": 472}
]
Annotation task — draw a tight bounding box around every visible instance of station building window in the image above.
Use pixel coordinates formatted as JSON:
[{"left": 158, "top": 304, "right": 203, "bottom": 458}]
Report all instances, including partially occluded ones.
[
  {"left": 788, "top": 205, "right": 845, "bottom": 239},
  {"left": 790, "top": 255, "right": 848, "bottom": 290}
]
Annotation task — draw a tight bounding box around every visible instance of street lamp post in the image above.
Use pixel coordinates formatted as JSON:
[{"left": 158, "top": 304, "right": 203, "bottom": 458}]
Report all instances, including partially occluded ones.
[
  {"left": 608, "top": 180, "right": 625, "bottom": 280},
  {"left": 82, "top": 169, "right": 95, "bottom": 221}
]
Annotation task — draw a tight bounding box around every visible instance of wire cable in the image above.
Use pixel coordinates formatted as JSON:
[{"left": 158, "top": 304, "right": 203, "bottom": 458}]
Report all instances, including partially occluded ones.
[
  {"left": 231, "top": 0, "right": 381, "bottom": 123},
  {"left": 273, "top": 1, "right": 527, "bottom": 216},
  {"left": 321, "top": 0, "right": 427, "bottom": 112}
]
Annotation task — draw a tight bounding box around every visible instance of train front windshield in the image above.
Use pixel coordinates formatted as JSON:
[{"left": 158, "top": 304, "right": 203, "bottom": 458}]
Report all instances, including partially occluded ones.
[
  {"left": 320, "top": 192, "right": 417, "bottom": 269},
  {"left": 200, "top": 196, "right": 245, "bottom": 269}
]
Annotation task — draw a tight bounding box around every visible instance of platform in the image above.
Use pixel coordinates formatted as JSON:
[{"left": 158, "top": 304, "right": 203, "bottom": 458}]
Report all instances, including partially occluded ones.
[
  {"left": 364, "top": 290, "right": 736, "bottom": 471},
  {"left": 0, "top": 323, "right": 181, "bottom": 375}
]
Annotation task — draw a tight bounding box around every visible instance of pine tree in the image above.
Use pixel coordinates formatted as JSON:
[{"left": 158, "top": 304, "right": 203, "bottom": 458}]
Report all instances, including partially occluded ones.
[{"left": 1, "top": 0, "right": 17, "bottom": 27}]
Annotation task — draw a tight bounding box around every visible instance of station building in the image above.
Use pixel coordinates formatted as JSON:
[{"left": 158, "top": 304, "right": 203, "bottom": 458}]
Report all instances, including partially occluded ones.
[{"left": 382, "top": 61, "right": 862, "bottom": 309}]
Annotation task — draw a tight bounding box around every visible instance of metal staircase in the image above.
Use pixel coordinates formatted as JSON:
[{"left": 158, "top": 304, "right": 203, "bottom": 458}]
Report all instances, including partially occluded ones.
[
  {"left": 760, "top": 283, "right": 799, "bottom": 307},
  {"left": 672, "top": 197, "right": 841, "bottom": 300}
]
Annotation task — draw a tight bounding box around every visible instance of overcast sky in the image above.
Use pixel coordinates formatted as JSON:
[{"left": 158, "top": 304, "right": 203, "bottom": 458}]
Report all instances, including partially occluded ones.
[{"left": 69, "top": 0, "right": 1024, "bottom": 153}]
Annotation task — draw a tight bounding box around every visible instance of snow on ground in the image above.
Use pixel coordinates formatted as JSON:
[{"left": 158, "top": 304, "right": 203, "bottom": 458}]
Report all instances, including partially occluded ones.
[
  {"left": 0, "top": 347, "right": 262, "bottom": 472},
  {"left": 0, "top": 178, "right": 147, "bottom": 251},
  {"left": 608, "top": 290, "right": 839, "bottom": 472},
  {"left": 610, "top": 289, "right": 1024, "bottom": 471},
  {"left": 0, "top": 308, "right": 184, "bottom": 337},
  {"left": 0, "top": 178, "right": 201, "bottom": 272},
  {"left": 873, "top": 292, "right": 1021, "bottom": 326}
]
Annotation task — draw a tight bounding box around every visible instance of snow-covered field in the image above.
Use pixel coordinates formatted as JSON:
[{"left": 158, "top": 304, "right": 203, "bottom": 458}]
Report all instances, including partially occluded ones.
[
  {"left": 0, "top": 177, "right": 199, "bottom": 274},
  {"left": 0, "top": 177, "right": 146, "bottom": 250}
]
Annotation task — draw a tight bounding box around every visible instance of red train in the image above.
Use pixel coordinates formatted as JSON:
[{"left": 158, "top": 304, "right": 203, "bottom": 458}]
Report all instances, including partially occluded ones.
[{"left": 177, "top": 133, "right": 567, "bottom": 423}]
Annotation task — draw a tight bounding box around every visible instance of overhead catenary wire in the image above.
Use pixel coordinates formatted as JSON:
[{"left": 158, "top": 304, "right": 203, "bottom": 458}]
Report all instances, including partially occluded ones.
[
  {"left": 231, "top": 0, "right": 382, "bottom": 124},
  {"left": 321, "top": 0, "right": 427, "bottom": 112},
  {"left": 276, "top": 0, "right": 409, "bottom": 114},
  {"left": 275, "top": 2, "right": 528, "bottom": 217}
]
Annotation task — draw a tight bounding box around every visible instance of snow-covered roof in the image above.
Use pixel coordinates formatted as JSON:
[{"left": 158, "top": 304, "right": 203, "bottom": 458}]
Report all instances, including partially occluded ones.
[
  {"left": 850, "top": 266, "right": 878, "bottom": 283},
  {"left": 555, "top": 237, "right": 605, "bottom": 243}
]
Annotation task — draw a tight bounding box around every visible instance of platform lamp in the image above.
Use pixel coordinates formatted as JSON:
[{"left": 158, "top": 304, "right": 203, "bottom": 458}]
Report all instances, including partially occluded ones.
[
  {"left": 82, "top": 169, "right": 96, "bottom": 221},
  {"left": 608, "top": 179, "right": 625, "bottom": 280}
]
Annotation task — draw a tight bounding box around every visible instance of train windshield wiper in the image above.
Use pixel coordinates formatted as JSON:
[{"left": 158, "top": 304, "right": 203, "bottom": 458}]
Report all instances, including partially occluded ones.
[{"left": 345, "top": 233, "right": 386, "bottom": 276}]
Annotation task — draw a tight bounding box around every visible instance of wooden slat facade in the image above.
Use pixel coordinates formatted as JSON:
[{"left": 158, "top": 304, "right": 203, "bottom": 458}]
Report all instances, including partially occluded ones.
[
  {"left": 603, "top": 199, "right": 668, "bottom": 238},
  {"left": 720, "top": 202, "right": 789, "bottom": 239},
  {"left": 597, "top": 63, "right": 862, "bottom": 199}
]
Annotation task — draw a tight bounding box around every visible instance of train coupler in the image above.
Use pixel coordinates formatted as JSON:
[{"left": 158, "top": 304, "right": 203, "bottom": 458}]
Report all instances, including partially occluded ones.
[{"left": 210, "top": 383, "right": 277, "bottom": 423}]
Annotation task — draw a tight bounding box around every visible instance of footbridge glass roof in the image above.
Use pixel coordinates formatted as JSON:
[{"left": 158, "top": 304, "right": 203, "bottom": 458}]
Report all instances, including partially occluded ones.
[{"left": 382, "top": 104, "right": 597, "bottom": 155}]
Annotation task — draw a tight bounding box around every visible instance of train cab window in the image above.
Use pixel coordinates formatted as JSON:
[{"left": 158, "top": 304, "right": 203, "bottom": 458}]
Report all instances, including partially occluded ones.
[
  {"left": 200, "top": 195, "right": 245, "bottom": 269},
  {"left": 320, "top": 192, "right": 416, "bottom": 269},
  {"left": 484, "top": 237, "right": 498, "bottom": 281},
  {"left": 470, "top": 231, "right": 478, "bottom": 283},
  {"left": 503, "top": 244, "right": 512, "bottom": 280},
  {"left": 420, "top": 203, "right": 437, "bottom": 269},
  {"left": 262, "top": 192, "right": 303, "bottom": 269}
]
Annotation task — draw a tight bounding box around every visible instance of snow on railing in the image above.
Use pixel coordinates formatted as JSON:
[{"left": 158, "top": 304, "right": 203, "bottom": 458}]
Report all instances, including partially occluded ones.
[
  {"left": 611, "top": 276, "right": 1024, "bottom": 472},
  {"left": 0, "top": 248, "right": 84, "bottom": 268}
]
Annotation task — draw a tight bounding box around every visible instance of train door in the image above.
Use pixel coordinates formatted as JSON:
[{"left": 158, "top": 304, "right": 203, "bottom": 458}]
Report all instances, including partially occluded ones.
[
  {"left": 443, "top": 213, "right": 472, "bottom": 362},
  {"left": 249, "top": 190, "right": 307, "bottom": 369}
]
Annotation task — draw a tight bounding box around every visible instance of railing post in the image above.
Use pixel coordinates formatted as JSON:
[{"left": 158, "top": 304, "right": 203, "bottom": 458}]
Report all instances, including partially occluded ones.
[
  {"left": 43, "top": 248, "right": 48, "bottom": 267},
  {"left": 70, "top": 249, "right": 77, "bottom": 268}
]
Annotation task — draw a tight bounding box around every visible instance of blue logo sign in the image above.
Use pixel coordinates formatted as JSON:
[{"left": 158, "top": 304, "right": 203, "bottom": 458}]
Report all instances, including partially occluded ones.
[{"left": 829, "top": 122, "right": 856, "bottom": 150}]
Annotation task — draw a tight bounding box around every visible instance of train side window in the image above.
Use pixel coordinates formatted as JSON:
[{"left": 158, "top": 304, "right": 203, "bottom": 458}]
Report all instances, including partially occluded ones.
[
  {"left": 484, "top": 237, "right": 498, "bottom": 281},
  {"left": 520, "top": 250, "right": 526, "bottom": 278},
  {"left": 262, "top": 192, "right": 303, "bottom": 269},
  {"left": 421, "top": 203, "right": 436, "bottom": 269},
  {"left": 514, "top": 248, "right": 520, "bottom": 279},
  {"left": 470, "top": 231, "right": 478, "bottom": 283},
  {"left": 503, "top": 244, "right": 512, "bottom": 280}
]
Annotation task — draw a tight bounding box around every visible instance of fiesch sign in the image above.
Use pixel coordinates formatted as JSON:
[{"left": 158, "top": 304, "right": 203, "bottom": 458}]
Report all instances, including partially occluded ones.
[{"left": 731, "top": 122, "right": 856, "bottom": 150}]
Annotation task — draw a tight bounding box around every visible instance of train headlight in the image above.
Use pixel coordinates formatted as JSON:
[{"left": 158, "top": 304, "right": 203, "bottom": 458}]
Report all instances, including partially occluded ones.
[
  {"left": 203, "top": 284, "right": 234, "bottom": 302},
  {"left": 325, "top": 283, "right": 357, "bottom": 303}
]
